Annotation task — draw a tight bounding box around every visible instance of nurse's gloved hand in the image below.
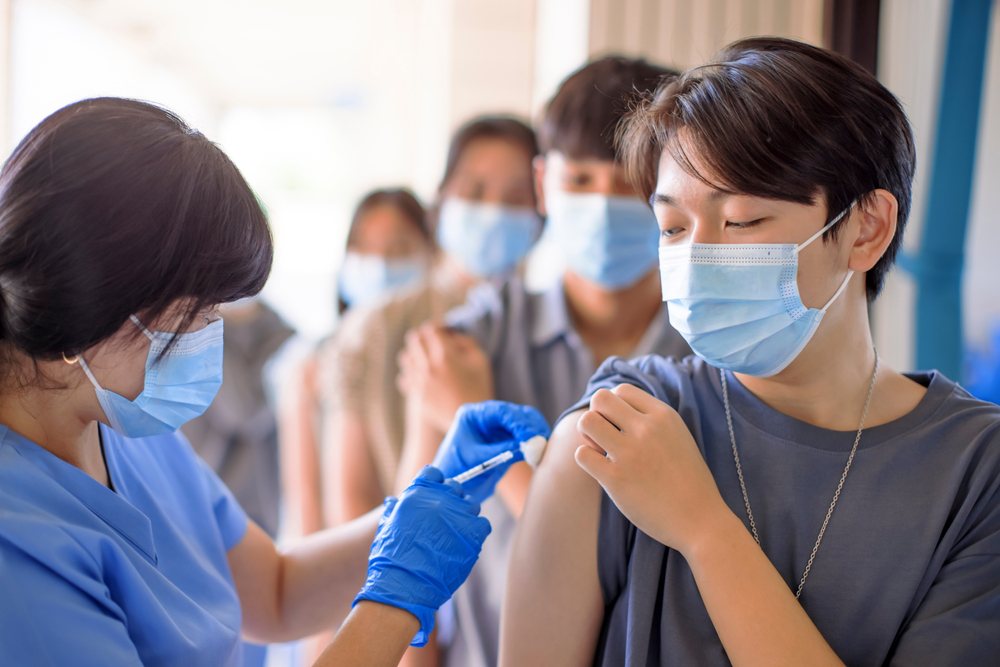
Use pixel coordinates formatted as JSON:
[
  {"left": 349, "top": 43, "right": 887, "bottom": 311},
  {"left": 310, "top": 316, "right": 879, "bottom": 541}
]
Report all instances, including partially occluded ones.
[
  {"left": 432, "top": 401, "right": 551, "bottom": 502},
  {"left": 353, "top": 466, "right": 491, "bottom": 647}
]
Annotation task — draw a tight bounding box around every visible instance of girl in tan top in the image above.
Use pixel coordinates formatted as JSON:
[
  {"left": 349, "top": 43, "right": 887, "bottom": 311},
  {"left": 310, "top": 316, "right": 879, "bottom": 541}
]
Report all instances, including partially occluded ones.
[
  {"left": 280, "top": 189, "right": 433, "bottom": 540},
  {"left": 282, "top": 116, "right": 540, "bottom": 541}
]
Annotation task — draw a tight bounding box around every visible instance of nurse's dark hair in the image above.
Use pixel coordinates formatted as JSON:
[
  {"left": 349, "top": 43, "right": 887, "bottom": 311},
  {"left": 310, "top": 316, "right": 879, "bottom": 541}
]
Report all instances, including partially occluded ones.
[
  {"left": 540, "top": 55, "right": 679, "bottom": 162},
  {"left": 618, "top": 37, "right": 915, "bottom": 300},
  {"left": 0, "top": 97, "right": 272, "bottom": 367}
]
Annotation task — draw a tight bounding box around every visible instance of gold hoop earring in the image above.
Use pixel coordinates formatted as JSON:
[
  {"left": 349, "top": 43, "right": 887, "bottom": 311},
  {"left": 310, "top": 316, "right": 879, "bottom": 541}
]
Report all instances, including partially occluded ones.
[{"left": 62, "top": 352, "right": 81, "bottom": 365}]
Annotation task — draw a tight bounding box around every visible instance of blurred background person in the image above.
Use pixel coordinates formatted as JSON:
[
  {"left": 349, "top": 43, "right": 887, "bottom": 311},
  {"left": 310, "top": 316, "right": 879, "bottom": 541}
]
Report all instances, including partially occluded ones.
[
  {"left": 336, "top": 189, "right": 433, "bottom": 313},
  {"left": 395, "top": 56, "right": 693, "bottom": 667},
  {"left": 182, "top": 299, "right": 294, "bottom": 541},
  {"left": 300, "top": 114, "right": 539, "bottom": 532},
  {"left": 282, "top": 115, "right": 539, "bottom": 664},
  {"left": 279, "top": 188, "right": 432, "bottom": 544}
]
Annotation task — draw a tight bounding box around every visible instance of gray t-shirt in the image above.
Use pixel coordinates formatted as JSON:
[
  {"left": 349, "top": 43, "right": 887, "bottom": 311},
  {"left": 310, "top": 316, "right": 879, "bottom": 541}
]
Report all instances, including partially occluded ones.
[
  {"left": 564, "top": 354, "right": 1000, "bottom": 667},
  {"left": 443, "top": 276, "right": 692, "bottom": 667}
]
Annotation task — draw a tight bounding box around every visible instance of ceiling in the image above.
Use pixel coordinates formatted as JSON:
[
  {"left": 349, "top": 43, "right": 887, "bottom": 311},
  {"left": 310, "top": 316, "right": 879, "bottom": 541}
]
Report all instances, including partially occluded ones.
[{"left": 46, "top": 0, "right": 428, "bottom": 108}]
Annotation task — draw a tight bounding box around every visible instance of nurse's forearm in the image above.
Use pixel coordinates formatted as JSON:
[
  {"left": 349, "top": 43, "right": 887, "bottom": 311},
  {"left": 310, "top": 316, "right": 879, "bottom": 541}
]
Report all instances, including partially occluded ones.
[
  {"left": 683, "top": 511, "right": 846, "bottom": 667},
  {"left": 230, "top": 509, "right": 380, "bottom": 643},
  {"left": 314, "top": 600, "right": 419, "bottom": 667},
  {"left": 277, "top": 508, "right": 381, "bottom": 638}
]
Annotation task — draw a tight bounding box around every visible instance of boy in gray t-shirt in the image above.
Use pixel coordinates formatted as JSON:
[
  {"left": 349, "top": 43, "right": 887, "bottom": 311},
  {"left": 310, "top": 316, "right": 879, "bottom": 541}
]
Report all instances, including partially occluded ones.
[
  {"left": 576, "top": 355, "right": 1000, "bottom": 665},
  {"left": 502, "top": 37, "right": 1000, "bottom": 666}
]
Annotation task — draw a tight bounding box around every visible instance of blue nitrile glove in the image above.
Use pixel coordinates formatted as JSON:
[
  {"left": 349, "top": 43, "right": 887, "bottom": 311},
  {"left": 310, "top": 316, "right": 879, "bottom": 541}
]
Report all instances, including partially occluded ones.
[
  {"left": 353, "top": 466, "right": 491, "bottom": 647},
  {"left": 432, "top": 400, "right": 551, "bottom": 503}
]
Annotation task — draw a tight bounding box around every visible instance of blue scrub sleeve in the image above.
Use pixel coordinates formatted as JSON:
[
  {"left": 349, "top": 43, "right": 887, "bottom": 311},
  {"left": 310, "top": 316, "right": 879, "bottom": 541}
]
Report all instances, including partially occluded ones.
[
  {"left": 0, "top": 526, "right": 144, "bottom": 667},
  {"left": 194, "top": 455, "right": 249, "bottom": 551}
]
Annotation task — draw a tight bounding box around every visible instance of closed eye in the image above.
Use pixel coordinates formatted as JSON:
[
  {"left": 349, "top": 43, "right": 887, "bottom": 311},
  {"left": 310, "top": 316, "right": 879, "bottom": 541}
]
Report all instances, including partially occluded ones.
[{"left": 725, "top": 218, "right": 763, "bottom": 229}]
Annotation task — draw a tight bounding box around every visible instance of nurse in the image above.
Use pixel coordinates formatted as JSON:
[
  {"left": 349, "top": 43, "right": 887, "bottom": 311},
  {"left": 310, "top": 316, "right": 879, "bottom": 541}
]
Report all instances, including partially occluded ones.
[{"left": 0, "top": 98, "right": 549, "bottom": 667}]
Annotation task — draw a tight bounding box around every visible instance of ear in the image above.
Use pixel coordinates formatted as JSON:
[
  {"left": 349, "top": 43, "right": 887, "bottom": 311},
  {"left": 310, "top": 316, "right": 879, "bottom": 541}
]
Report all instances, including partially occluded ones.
[
  {"left": 847, "top": 189, "right": 897, "bottom": 273},
  {"left": 533, "top": 155, "right": 547, "bottom": 217}
]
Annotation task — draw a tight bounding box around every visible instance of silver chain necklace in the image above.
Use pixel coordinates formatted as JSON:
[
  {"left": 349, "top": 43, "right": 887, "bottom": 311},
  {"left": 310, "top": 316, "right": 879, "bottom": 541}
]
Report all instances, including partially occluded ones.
[{"left": 720, "top": 350, "right": 879, "bottom": 599}]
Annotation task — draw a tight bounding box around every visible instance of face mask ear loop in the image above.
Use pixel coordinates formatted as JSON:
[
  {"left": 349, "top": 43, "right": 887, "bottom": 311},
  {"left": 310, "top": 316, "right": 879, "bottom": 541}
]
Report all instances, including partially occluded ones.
[
  {"left": 74, "top": 354, "right": 106, "bottom": 392},
  {"left": 820, "top": 270, "right": 855, "bottom": 313},
  {"left": 792, "top": 200, "right": 858, "bottom": 255},
  {"left": 130, "top": 315, "right": 156, "bottom": 341}
]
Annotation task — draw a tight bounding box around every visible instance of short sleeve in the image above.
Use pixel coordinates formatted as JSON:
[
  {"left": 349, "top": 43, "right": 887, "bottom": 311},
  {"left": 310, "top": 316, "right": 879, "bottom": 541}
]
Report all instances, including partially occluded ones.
[
  {"left": 597, "top": 490, "right": 636, "bottom": 606},
  {"left": 195, "top": 455, "right": 249, "bottom": 551},
  {"left": 557, "top": 354, "right": 684, "bottom": 426},
  {"left": 444, "top": 278, "right": 508, "bottom": 356},
  {"left": 0, "top": 523, "right": 144, "bottom": 667},
  {"left": 888, "top": 482, "right": 1000, "bottom": 664}
]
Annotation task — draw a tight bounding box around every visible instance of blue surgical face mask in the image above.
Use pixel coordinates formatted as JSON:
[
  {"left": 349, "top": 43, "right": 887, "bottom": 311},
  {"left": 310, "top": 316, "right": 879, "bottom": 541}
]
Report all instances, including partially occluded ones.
[
  {"left": 658, "top": 204, "right": 855, "bottom": 377},
  {"left": 77, "top": 316, "right": 225, "bottom": 438},
  {"left": 545, "top": 191, "right": 660, "bottom": 290},
  {"left": 436, "top": 198, "right": 541, "bottom": 277},
  {"left": 339, "top": 252, "right": 426, "bottom": 308}
]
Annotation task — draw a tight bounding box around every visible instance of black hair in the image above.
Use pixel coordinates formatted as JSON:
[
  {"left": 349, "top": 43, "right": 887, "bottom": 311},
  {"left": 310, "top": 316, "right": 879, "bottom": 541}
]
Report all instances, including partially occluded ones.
[
  {"left": 618, "top": 37, "right": 915, "bottom": 300},
  {"left": 347, "top": 188, "right": 429, "bottom": 245},
  {"left": 439, "top": 115, "right": 539, "bottom": 191},
  {"left": 337, "top": 187, "right": 429, "bottom": 314},
  {"left": 0, "top": 97, "right": 272, "bottom": 377},
  {"left": 540, "top": 55, "right": 679, "bottom": 162}
]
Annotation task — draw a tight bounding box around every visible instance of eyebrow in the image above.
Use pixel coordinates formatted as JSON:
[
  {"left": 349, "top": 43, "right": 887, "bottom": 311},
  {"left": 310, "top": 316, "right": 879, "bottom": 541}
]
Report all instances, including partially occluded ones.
[{"left": 649, "top": 189, "right": 731, "bottom": 208}]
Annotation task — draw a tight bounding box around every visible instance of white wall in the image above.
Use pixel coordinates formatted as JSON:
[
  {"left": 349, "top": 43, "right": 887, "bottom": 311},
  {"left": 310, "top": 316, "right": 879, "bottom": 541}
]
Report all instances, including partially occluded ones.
[{"left": 9, "top": 0, "right": 540, "bottom": 340}]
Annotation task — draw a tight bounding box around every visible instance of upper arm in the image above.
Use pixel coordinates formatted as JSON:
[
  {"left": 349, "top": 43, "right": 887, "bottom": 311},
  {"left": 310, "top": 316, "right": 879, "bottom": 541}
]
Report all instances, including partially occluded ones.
[
  {"left": 319, "top": 310, "right": 392, "bottom": 526},
  {"left": 325, "top": 411, "right": 385, "bottom": 525},
  {"left": 500, "top": 410, "right": 605, "bottom": 667},
  {"left": 228, "top": 520, "right": 286, "bottom": 643},
  {"left": 277, "top": 354, "right": 325, "bottom": 537}
]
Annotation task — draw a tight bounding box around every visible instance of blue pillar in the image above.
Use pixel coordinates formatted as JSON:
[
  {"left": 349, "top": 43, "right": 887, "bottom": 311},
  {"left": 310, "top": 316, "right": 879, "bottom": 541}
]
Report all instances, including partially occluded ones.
[{"left": 912, "top": 0, "right": 993, "bottom": 378}]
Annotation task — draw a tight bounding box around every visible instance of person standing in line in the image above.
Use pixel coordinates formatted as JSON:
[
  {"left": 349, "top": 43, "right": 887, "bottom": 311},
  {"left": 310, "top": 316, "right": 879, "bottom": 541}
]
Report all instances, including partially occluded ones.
[
  {"left": 300, "top": 116, "right": 541, "bottom": 537},
  {"left": 396, "top": 57, "right": 692, "bottom": 667},
  {"left": 280, "top": 188, "right": 433, "bottom": 542}
]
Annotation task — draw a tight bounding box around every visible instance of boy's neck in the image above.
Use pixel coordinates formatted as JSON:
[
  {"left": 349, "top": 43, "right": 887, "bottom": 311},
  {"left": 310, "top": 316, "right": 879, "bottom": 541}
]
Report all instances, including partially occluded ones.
[
  {"left": 562, "top": 269, "right": 662, "bottom": 365},
  {"left": 735, "top": 289, "right": 926, "bottom": 431}
]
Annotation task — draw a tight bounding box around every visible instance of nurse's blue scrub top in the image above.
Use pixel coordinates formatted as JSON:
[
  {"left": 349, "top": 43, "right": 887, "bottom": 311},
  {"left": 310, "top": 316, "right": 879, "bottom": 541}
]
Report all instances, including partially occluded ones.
[{"left": 0, "top": 423, "right": 249, "bottom": 666}]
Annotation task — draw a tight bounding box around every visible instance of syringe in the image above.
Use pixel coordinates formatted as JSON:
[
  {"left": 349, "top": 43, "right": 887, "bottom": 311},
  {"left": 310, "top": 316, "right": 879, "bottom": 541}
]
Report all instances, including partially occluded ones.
[
  {"left": 447, "top": 435, "right": 548, "bottom": 485},
  {"left": 450, "top": 450, "right": 515, "bottom": 484}
]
